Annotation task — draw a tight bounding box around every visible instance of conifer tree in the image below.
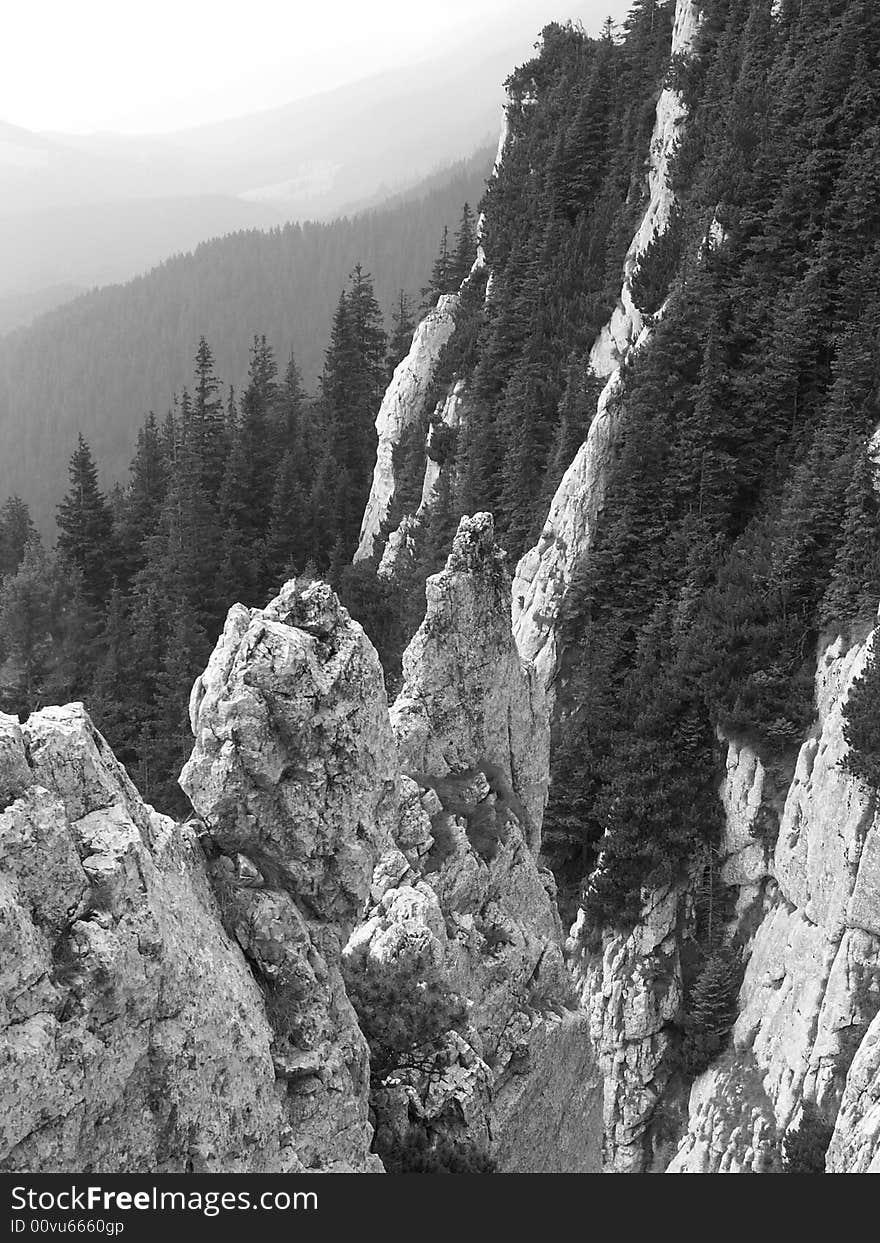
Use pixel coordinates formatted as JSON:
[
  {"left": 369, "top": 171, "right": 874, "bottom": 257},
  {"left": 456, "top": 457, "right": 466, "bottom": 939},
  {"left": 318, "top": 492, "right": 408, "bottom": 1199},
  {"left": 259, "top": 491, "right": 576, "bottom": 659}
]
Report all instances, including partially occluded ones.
[
  {"left": 0, "top": 496, "right": 38, "bottom": 581},
  {"left": 116, "top": 413, "right": 168, "bottom": 584},
  {"left": 319, "top": 267, "right": 387, "bottom": 558},
  {"left": 422, "top": 226, "right": 452, "bottom": 309},
  {"left": 265, "top": 450, "right": 304, "bottom": 587},
  {"left": 216, "top": 334, "right": 280, "bottom": 599},
  {"left": 191, "top": 337, "right": 228, "bottom": 502},
  {"left": 386, "top": 291, "right": 416, "bottom": 379},
  {"left": 0, "top": 541, "right": 57, "bottom": 711},
  {"left": 56, "top": 435, "right": 115, "bottom": 607},
  {"left": 782, "top": 1103, "right": 833, "bottom": 1174},
  {"left": 821, "top": 451, "right": 880, "bottom": 636},
  {"left": 89, "top": 585, "right": 135, "bottom": 762},
  {"left": 450, "top": 203, "right": 477, "bottom": 287},
  {"left": 843, "top": 642, "right": 880, "bottom": 790}
]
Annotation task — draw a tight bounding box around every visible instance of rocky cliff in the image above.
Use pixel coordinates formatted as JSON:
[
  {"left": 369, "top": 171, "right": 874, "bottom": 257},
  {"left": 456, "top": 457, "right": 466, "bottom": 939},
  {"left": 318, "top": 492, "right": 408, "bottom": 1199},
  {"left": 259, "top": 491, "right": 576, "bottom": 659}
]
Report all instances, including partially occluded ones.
[
  {"left": 0, "top": 704, "right": 293, "bottom": 1173},
  {"left": 512, "top": 0, "right": 702, "bottom": 691},
  {"left": 1, "top": 515, "right": 600, "bottom": 1173},
  {"left": 349, "top": 514, "right": 600, "bottom": 1171},
  {"left": 562, "top": 621, "right": 880, "bottom": 1174},
  {"left": 355, "top": 296, "right": 461, "bottom": 565},
  {"left": 666, "top": 627, "right": 880, "bottom": 1173},
  {"left": 354, "top": 118, "right": 507, "bottom": 577}
]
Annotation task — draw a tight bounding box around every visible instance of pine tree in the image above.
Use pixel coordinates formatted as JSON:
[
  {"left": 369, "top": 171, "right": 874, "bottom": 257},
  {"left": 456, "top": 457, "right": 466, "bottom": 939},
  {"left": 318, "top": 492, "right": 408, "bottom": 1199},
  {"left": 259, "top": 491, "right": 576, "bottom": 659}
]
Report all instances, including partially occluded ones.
[
  {"left": 191, "top": 337, "right": 228, "bottom": 502},
  {"left": 150, "top": 599, "right": 208, "bottom": 812},
  {"left": 0, "top": 496, "right": 38, "bottom": 581},
  {"left": 318, "top": 267, "right": 387, "bottom": 558},
  {"left": 218, "top": 335, "right": 279, "bottom": 587},
  {"left": 88, "top": 585, "right": 136, "bottom": 763},
  {"left": 0, "top": 541, "right": 57, "bottom": 712},
  {"left": 386, "top": 291, "right": 416, "bottom": 379},
  {"left": 56, "top": 435, "right": 115, "bottom": 607},
  {"left": 842, "top": 641, "right": 880, "bottom": 790},
  {"left": 422, "top": 225, "right": 452, "bottom": 309},
  {"left": 821, "top": 449, "right": 880, "bottom": 637},
  {"left": 782, "top": 1103, "right": 833, "bottom": 1174},
  {"left": 265, "top": 450, "right": 304, "bottom": 587},
  {"left": 116, "top": 413, "right": 168, "bottom": 584},
  {"left": 450, "top": 203, "right": 477, "bottom": 287}
]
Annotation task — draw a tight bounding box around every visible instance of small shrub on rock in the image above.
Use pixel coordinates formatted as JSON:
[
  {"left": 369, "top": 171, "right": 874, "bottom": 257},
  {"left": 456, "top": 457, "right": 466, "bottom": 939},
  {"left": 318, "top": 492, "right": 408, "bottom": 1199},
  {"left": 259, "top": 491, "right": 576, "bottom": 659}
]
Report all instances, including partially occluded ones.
[{"left": 344, "top": 957, "right": 467, "bottom": 1084}]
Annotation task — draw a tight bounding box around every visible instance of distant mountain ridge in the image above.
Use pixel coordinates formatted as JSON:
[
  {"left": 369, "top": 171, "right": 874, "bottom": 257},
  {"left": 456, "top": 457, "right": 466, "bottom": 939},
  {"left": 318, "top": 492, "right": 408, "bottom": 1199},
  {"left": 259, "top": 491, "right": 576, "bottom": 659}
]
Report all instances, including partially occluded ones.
[
  {"left": 0, "top": 145, "right": 494, "bottom": 533},
  {"left": 0, "top": 21, "right": 540, "bottom": 309}
]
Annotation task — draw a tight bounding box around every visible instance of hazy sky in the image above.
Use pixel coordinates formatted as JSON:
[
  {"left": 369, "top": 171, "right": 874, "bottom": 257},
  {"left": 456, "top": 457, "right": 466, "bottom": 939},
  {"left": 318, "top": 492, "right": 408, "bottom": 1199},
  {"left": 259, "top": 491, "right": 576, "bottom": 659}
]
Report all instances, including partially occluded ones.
[{"left": 1, "top": 0, "right": 635, "bottom": 135}]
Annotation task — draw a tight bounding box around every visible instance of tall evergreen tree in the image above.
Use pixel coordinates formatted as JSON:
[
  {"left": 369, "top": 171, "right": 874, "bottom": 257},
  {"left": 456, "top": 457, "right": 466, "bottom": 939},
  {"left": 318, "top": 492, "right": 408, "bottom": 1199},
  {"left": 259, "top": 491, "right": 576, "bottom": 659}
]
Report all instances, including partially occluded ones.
[
  {"left": 191, "top": 336, "right": 228, "bottom": 502},
  {"left": 450, "top": 203, "right": 477, "bottom": 286},
  {"left": 386, "top": 291, "right": 416, "bottom": 379},
  {"left": 318, "top": 267, "right": 387, "bottom": 558},
  {"left": 0, "top": 496, "right": 38, "bottom": 581},
  {"left": 56, "top": 435, "right": 115, "bottom": 607},
  {"left": 422, "top": 226, "right": 452, "bottom": 309}
]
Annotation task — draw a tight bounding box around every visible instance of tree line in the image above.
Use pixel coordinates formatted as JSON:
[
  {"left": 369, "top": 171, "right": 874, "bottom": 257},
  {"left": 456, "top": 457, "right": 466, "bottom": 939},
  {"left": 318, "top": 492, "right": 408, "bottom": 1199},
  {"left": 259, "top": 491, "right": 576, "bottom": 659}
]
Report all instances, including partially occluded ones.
[{"left": 0, "top": 206, "right": 477, "bottom": 810}]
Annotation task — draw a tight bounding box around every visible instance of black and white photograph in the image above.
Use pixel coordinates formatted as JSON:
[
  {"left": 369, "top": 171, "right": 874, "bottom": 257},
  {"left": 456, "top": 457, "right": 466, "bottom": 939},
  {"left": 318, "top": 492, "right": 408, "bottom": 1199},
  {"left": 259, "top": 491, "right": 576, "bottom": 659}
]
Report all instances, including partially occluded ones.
[{"left": 1, "top": 0, "right": 878, "bottom": 1205}]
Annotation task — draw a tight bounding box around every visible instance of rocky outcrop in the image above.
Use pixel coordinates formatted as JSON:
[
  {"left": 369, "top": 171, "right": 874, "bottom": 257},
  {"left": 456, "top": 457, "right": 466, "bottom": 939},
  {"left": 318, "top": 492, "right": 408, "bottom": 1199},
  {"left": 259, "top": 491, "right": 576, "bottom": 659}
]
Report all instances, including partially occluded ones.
[
  {"left": 2, "top": 519, "right": 602, "bottom": 1173},
  {"left": 668, "top": 628, "right": 880, "bottom": 1173},
  {"left": 180, "top": 580, "right": 395, "bottom": 1171},
  {"left": 392, "top": 512, "right": 548, "bottom": 843},
  {"left": 347, "top": 514, "right": 601, "bottom": 1170},
  {"left": 565, "top": 620, "right": 880, "bottom": 1174},
  {"left": 512, "top": 0, "right": 702, "bottom": 690},
  {"left": 0, "top": 705, "right": 289, "bottom": 1173},
  {"left": 827, "top": 1007, "right": 880, "bottom": 1172},
  {"left": 376, "top": 381, "right": 473, "bottom": 580},
  {"left": 357, "top": 112, "right": 507, "bottom": 576},
  {"left": 568, "top": 888, "right": 683, "bottom": 1173},
  {"left": 355, "top": 296, "right": 459, "bottom": 564}
]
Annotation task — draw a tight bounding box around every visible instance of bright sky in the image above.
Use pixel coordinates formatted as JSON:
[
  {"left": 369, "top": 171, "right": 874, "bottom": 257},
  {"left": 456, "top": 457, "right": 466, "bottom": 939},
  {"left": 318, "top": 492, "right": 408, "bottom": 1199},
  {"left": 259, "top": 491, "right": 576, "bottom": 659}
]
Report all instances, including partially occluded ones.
[{"left": 0, "top": 0, "right": 635, "bottom": 135}]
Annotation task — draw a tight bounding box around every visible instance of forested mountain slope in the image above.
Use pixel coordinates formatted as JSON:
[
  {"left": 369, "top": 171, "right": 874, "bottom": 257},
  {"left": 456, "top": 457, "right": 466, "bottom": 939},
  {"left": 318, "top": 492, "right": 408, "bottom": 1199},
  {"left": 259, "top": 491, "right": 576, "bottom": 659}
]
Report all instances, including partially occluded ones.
[
  {"left": 341, "top": 0, "right": 880, "bottom": 1171},
  {"left": 0, "top": 146, "right": 493, "bottom": 533},
  {"left": 3, "top": 0, "right": 880, "bottom": 1174}
]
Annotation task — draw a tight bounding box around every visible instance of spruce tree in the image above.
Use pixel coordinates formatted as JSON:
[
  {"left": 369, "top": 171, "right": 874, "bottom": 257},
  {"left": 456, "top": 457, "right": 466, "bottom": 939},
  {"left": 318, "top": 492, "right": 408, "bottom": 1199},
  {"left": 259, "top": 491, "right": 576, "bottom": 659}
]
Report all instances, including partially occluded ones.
[
  {"left": 0, "top": 541, "right": 57, "bottom": 712},
  {"left": 386, "top": 291, "right": 416, "bottom": 379},
  {"left": 265, "top": 450, "right": 303, "bottom": 587},
  {"left": 191, "top": 337, "right": 228, "bottom": 502},
  {"left": 0, "top": 496, "right": 38, "bottom": 581},
  {"left": 782, "top": 1103, "right": 833, "bottom": 1174},
  {"left": 450, "top": 203, "right": 477, "bottom": 286},
  {"left": 422, "top": 226, "right": 452, "bottom": 309},
  {"left": 842, "top": 642, "right": 880, "bottom": 790},
  {"left": 319, "top": 267, "right": 387, "bottom": 558},
  {"left": 116, "top": 413, "right": 168, "bottom": 584},
  {"left": 821, "top": 450, "right": 880, "bottom": 636},
  {"left": 56, "top": 435, "right": 115, "bottom": 607}
]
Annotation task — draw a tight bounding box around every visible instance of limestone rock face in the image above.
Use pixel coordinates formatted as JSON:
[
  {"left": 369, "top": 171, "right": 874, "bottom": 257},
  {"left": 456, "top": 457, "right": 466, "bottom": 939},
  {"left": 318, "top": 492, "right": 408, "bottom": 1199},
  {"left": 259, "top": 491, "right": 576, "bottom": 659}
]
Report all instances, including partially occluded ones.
[
  {"left": 357, "top": 109, "right": 506, "bottom": 578},
  {"left": 392, "top": 512, "right": 549, "bottom": 845},
  {"left": 346, "top": 515, "right": 600, "bottom": 1171},
  {"left": 668, "top": 628, "right": 880, "bottom": 1173},
  {"left": 182, "top": 581, "right": 398, "bottom": 928},
  {"left": 512, "top": 0, "right": 702, "bottom": 691},
  {"left": 665, "top": 1053, "right": 779, "bottom": 1174},
  {"left": 568, "top": 889, "right": 682, "bottom": 1173},
  {"left": 827, "top": 1007, "right": 880, "bottom": 1172},
  {"left": 1, "top": 544, "right": 601, "bottom": 1174},
  {"left": 181, "top": 580, "right": 395, "bottom": 1170},
  {"left": 0, "top": 705, "right": 287, "bottom": 1174},
  {"left": 355, "top": 295, "right": 459, "bottom": 564}
]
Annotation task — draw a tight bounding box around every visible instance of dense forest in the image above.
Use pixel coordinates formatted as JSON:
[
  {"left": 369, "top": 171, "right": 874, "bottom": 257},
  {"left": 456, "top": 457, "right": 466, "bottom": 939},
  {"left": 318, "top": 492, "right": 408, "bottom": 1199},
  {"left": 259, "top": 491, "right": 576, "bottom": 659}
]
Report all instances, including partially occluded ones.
[
  {"left": 2, "top": 0, "right": 880, "bottom": 955},
  {"left": 0, "top": 201, "right": 479, "bottom": 811},
  {"left": 0, "top": 147, "right": 493, "bottom": 533},
  {"left": 348, "top": 0, "right": 880, "bottom": 933}
]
